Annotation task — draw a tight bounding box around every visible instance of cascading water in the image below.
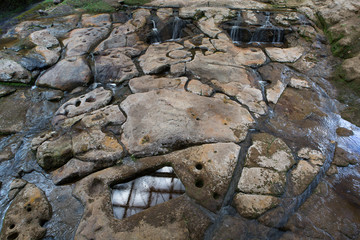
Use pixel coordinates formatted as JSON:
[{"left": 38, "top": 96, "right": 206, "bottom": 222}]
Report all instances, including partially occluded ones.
[
  {"left": 250, "top": 12, "right": 284, "bottom": 44},
  {"left": 230, "top": 11, "right": 242, "bottom": 44},
  {"left": 170, "top": 16, "right": 183, "bottom": 41},
  {"left": 151, "top": 20, "right": 161, "bottom": 44}
]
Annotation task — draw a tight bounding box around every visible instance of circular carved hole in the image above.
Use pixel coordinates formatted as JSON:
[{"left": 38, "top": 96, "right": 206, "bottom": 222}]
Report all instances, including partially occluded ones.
[
  {"left": 213, "top": 192, "right": 220, "bottom": 199},
  {"left": 9, "top": 224, "right": 15, "bottom": 229},
  {"left": 195, "top": 179, "right": 204, "bottom": 188},
  {"left": 75, "top": 100, "right": 81, "bottom": 107},
  {"left": 26, "top": 206, "right": 32, "bottom": 212},
  {"left": 39, "top": 219, "right": 47, "bottom": 227},
  {"left": 196, "top": 117, "right": 200, "bottom": 121},
  {"left": 7, "top": 232, "right": 19, "bottom": 240},
  {"left": 85, "top": 97, "right": 96, "bottom": 103},
  {"left": 195, "top": 163, "right": 203, "bottom": 170}
]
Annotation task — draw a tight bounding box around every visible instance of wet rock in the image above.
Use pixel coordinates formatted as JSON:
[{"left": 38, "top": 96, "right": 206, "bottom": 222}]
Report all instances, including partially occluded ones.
[
  {"left": 52, "top": 158, "right": 114, "bottom": 185},
  {"left": 120, "top": 89, "right": 254, "bottom": 156},
  {"left": 258, "top": 62, "right": 291, "bottom": 84},
  {"left": 289, "top": 160, "right": 320, "bottom": 196},
  {"left": 0, "top": 135, "right": 23, "bottom": 162},
  {"left": 326, "top": 165, "right": 338, "bottom": 176},
  {"left": 31, "top": 131, "right": 58, "bottom": 151},
  {"left": 266, "top": 77, "right": 287, "bottom": 104},
  {"left": 289, "top": 77, "right": 310, "bottom": 89},
  {"left": 0, "top": 86, "right": 16, "bottom": 98},
  {"left": 72, "top": 128, "right": 124, "bottom": 162},
  {"left": 336, "top": 127, "right": 354, "bottom": 137},
  {"left": 94, "top": 48, "right": 139, "bottom": 83},
  {"left": 8, "top": 178, "right": 27, "bottom": 200},
  {"left": 0, "top": 182, "right": 52, "bottom": 240},
  {"left": 0, "top": 90, "right": 31, "bottom": 134},
  {"left": 139, "top": 42, "right": 191, "bottom": 74},
  {"left": 169, "top": 143, "right": 240, "bottom": 212},
  {"left": 0, "top": 59, "right": 31, "bottom": 83},
  {"left": 265, "top": 47, "right": 303, "bottom": 63},
  {"left": 298, "top": 147, "right": 325, "bottom": 166},
  {"left": 81, "top": 14, "right": 111, "bottom": 28},
  {"left": 129, "top": 75, "right": 187, "bottom": 93},
  {"left": 233, "top": 193, "right": 280, "bottom": 219},
  {"left": 63, "top": 27, "right": 110, "bottom": 57},
  {"left": 197, "top": 17, "right": 222, "bottom": 38},
  {"left": 37, "top": 134, "right": 73, "bottom": 171},
  {"left": 95, "top": 22, "right": 145, "bottom": 52},
  {"left": 186, "top": 79, "right": 213, "bottom": 96},
  {"left": 52, "top": 87, "right": 112, "bottom": 125},
  {"left": 9, "top": 15, "right": 80, "bottom": 38},
  {"left": 238, "top": 167, "right": 286, "bottom": 196},
  {"left": 29, "top": 29, "right": 60, "bottom": 49},
  {"left": 245, "top": 133, "right": 295, "bottom": 172},
  {"left": 36, "top": 57, "right": 92, "bottom": 91},
  {"left": 43, "top": 90, "right": 64, "bottom": 101},
  {"left": 332, "top": 146, "right": 357, "bottom": 167}
]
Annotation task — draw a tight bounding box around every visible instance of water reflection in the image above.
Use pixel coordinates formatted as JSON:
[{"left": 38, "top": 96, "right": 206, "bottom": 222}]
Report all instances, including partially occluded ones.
[{"left": 111, "top": 166, "right": 185, "bottom": 219}]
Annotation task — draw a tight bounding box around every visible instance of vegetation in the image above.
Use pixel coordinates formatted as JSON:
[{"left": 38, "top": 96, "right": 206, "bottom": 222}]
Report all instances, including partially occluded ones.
[
  {"left": 60, "top": 0, "right": 115, "bottom": 13},
  {"left": 123, "top": 0, "right": 152, "bottom": 5}
]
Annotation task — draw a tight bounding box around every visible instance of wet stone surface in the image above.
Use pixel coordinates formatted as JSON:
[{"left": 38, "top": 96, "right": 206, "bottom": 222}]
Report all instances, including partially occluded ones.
[{"left": 0, "top": 3, "right": 360, "bottom": 240}]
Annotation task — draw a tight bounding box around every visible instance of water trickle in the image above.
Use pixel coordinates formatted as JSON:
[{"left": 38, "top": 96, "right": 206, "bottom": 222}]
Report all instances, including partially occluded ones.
[
  {"left": 170, "top": 16, "right": 183, "bottom": 41},
  {"left": 250, "top": 12, "right": 284, "bottom": 45},
  {"left": 230, "top": 12, "right": 243, "bottom": 44},
  {"left": 151, "top": 20, "right": 161, "bottom": 44},
  {"left": 111, "top": 166, "right": 185, "bottom": 219}
]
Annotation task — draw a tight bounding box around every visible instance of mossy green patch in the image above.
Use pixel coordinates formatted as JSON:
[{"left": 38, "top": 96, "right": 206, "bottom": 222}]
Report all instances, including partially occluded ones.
[
  {"left": 60, "top": 0, "right": 115, "bottom": 13},
  {"left": 123, "top": 0, "right": 151, "bottom": 6}
]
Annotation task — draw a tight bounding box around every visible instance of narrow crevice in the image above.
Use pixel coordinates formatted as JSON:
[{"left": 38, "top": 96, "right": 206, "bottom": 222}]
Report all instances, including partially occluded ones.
[{"left": 204, "top": 129, "right": 256, "bottom": 240}]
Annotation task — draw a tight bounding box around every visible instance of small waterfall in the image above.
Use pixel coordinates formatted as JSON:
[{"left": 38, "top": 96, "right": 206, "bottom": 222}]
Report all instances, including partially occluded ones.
[
  {"left": 151, "top": 20, "right": 161, "bottom": 44},
  {"left": 170, "top": 16, "right": 183, "bottom": 41},
  {"left": 250, "top": 12, "right": 284, "bottom": 44},
  {"left": 230, "top": 11, "right": 242, "bottom": 43}
]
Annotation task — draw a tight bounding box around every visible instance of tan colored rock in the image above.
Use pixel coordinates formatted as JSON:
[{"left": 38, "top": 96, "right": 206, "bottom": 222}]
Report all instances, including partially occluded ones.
[
  {"left": 265, "top": 47, "right": 303, "bottom": 63},
  {"left": 266, "top": 78, "right": 287, "bottom": 104},
  {"left": 238, "top": 167, "right": 286, "bottom": 196},
  {"left": 36, "top": 57, "right": 92, "bottom": 91},
  {"left": 72, "top": 128, "right": 124, "bottom": 162},
  {"left": 0, "top": 182, "right": 51, "bottom": 240},
  {"left": 332, "top": 147, "right": 357, "bottom": 167},
  {"left": 156, "top": 8, "right": 173, "bottom": 21},
  {"left": 243, "top": 10, "right": 259, "bottom": 25},
  {"left": 245, "top": 133, "right": 295, "bottom": 172},
  {"left": 53, "top": 87, "right": 112, "bottom": 124},
  {"left": 342, "top": 53, "right": 360, "bottom": 83},
  {"left": 95, "top": 22, "right": 145, "bottom": 52},
  {"left": 34, "top": 46, "right": 60, "bottom": 66},
  {"left": 79, "top": 105, "right": 126, "bottom": 128},
  {"left": 139, "top": 42, "right": 191, "bottom": 74},
  {"left": 289, "top": 160, "right": 320, "bottom": 196},
  {"left": 63, "top": 27, "right": 110, "bottom": 57},
  {"left": 289, "top": 77, "right": 310, "bottom": 89},
  {"left": 129, "top": 75, "right": 187, "bottom": 93},
  {"left": 233, "top": 193, "right": 280, "bottom": 218},
  {"left": 169, "top": 143, "right": 240, "bottom": 211},
  {"left": 0, "top": 59, "right": 31, "bottom": 83},
  {"left": 131, "top": 8, "right": 151, "bottom": 29},
  {"left": 31, "top": 131, "right": 58, "bottom": 151},
  {"left": 197, "top": 17, "right": 222, "bottom": 38},
  {"left": 120, "top": 89, "right": 254, "bottom": 156},
  {"left": 298, "top": 147, "right": 325, "bottom": 166},
  {"left": 81, "top": 14, "right": 111, "bottom": 28},
  {"left": 29, "top": 29, "right": 60, "bottom": 48},
  {"left": 211, "top": 39, "right": 266, "bottom": 66},
  {"left": 94, "top": 48, "right": 139, "bottom": 83},
  {"left": 187, "top": 79, "right": 213, "bottom": 96},
  {"left": 170, "top": 62, "right": 186, "bottom": 76}
]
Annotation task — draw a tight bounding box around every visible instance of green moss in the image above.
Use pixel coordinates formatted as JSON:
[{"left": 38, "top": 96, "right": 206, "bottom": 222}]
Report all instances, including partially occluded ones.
[
  {"left": 61, "top": 0, "right": 115, "bottom": 13},
  {"left": 123, "top": 0, "right": 151, "bottom": 5},
  {"left": 0, "top": 82, "right": 32, "bottom": 87}
]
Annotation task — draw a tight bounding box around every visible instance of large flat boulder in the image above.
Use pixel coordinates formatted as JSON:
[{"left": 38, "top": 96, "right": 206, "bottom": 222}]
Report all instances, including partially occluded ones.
[{"left": 120, "top": 89, "right": 254, "bottom": 156}]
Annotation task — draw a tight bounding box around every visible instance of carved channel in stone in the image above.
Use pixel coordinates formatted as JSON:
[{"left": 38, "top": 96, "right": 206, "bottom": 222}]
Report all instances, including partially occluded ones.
[{"left": 111, "top": 166, "right": 185, "bottom": 219}]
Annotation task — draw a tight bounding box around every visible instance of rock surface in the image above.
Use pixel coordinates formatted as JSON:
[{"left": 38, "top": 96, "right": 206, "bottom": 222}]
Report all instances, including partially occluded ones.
[
  {"left": 0, "top": 59, "right": 31, "bottom": 83},
  {"left": 0, "top": 182, "right": 52, "bottom": 240},
  {"left": 129, "top": 75, "right": 187, "bottom": 93},
  {"left": 233, "top": 193, "right": 280, "bottom": 218},
  {"left": 120, "top": 89, "right": 254, "bottom": 156},
  {"left": 36, "top": 57, "right": 92, "bottom": 91},
  {"left": 265, "top": 47, "right": 303, "bottom": 63}
]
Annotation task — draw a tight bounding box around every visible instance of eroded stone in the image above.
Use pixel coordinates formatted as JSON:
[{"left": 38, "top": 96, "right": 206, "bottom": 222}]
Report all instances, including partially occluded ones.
[
  {"left": 233, "top": 193, "right": 280, "bottom": 218},
  {"left": 0, "top": 59, "right": 31, "bottom": 83},
  {"left": 120, "top": 89, "right": 254, "bottom": 156},
  {"left": 129, "top": 76, "right": 187, "bottom": 93},
  {"left": 289, "top": 160, "right": 320, "bottom": 196},
  {"left": 265, "top": 47, "right": 303, "bottom": 63}
]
